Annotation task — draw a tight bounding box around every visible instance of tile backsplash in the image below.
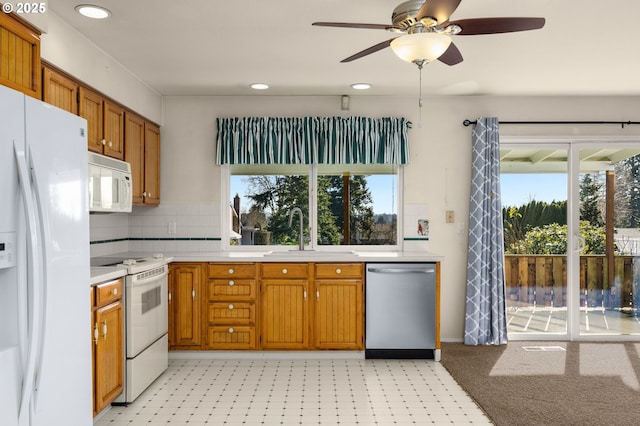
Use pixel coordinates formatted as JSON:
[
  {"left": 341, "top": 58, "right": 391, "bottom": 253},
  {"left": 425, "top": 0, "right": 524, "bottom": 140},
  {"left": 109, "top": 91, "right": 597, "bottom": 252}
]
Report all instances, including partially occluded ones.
[
  {"left": 90, "top": 203, "right": 223, "bottom": 257},
  {"left": 90, "top": 201, "right": 426, "bottom": 256}
]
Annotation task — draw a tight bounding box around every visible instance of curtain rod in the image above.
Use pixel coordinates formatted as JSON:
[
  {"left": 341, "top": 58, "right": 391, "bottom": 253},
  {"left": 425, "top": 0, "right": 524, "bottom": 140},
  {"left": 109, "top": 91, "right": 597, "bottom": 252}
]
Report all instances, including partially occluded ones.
[{"left": 462, "top": 119, "right": 640, "bottom": 129}]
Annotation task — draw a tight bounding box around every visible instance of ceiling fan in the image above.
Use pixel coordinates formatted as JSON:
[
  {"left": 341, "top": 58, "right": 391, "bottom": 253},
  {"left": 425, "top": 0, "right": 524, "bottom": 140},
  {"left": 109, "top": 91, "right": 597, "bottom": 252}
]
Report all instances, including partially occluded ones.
[{"left": 313, "top": 0, "right": 546, "bottom": 66}]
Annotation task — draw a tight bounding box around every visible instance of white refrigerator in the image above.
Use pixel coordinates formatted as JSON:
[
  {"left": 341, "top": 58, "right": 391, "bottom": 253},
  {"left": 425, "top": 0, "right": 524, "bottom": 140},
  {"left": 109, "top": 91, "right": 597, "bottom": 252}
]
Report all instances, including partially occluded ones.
[{"left": 0, "top": 85, "right": 93, "bottom": 425}]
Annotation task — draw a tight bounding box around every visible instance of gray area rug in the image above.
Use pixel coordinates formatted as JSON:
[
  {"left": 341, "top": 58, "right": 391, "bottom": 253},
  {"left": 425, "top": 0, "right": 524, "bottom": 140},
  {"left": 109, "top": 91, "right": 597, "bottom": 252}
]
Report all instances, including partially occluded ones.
[{"left": 440, "top": 341, "right": 640, "bottom": 426}]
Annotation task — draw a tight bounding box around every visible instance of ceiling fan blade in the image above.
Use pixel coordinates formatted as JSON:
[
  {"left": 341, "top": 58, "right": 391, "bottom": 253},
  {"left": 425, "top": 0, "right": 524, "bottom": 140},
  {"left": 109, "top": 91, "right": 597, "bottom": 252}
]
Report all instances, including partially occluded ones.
[
  {"left": 340, "top": 38, "right": 397, "bottom": 63},
  {"left": 438, "top": 42, "right": 463, "bottom": 66},
  {"left": 417, "top": 0, "right": 462, "bottom": 25},
  {"left": 312, "top": 22, "right": 392, "bottom": 30},
  {"left": 449, "top": 17, "right": 546, "bottom": 35}
]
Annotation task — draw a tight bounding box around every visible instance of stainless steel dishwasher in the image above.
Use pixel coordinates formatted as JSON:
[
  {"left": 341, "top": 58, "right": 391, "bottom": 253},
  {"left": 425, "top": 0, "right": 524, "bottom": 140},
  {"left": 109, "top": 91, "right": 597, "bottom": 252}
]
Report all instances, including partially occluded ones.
[{"left": 365, "top": 263, "right": 438, "bottom": 360}]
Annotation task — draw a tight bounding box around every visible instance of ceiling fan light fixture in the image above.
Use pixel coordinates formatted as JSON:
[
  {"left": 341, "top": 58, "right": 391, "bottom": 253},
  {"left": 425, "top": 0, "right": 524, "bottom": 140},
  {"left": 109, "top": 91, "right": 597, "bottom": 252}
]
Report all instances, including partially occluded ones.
[
  {"left": 390, "top": 32, "right": 452, "bottom": 63},
  {"left": 75, "top": 4, "right": 111, "bottom": 19}
]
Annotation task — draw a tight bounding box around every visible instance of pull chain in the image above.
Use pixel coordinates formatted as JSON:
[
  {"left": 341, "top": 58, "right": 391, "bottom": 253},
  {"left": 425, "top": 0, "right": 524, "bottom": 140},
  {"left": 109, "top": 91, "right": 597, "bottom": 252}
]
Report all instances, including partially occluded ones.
[{"left": 414, "top": 59, "right": 426, "bottom": 128}]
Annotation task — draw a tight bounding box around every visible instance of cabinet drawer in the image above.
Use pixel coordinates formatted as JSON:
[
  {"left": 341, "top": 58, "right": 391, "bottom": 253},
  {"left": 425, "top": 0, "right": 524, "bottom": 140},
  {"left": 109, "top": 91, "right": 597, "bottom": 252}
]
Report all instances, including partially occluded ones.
[
  {"left": 208, "top": 279, "right": 256, "bottom": 300},
  {"left": 208, "top": 302, "right": 255, "bottom": 324},
  {"left": 208, "top": 263, "right": 256, "bottom": 278},
  {"left": 207, "top": 326, "right": 256, "bottom": 349},
  {"left": 315, "top": 263, "right": 363, "bottom": 279},
  {"left": 95, "top": 278, "right": 123, "bottom": 306},
  {"left": 261, "top": 263, "right": 309, "bottom": 278}
]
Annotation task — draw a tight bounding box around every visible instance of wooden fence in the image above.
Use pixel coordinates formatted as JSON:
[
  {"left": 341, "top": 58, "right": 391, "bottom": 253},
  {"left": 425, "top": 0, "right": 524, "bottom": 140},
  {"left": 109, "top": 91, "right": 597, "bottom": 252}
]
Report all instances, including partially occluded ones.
[{"left": 504, "top": 255, "right": 638, "bottom": 309}]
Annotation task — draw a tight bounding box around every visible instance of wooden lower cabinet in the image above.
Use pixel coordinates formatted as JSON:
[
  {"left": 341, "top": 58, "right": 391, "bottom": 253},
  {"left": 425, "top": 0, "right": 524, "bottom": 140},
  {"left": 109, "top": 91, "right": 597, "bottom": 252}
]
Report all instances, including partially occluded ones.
[
  {"left": 313, "top": 263, "right": 364, "bottom": 350},
  {"left": 168, "top": 261, "right": 364, "bottom": 351},
  {"left": 92, "top": 278, "right": 124, "bottom": 416},
  {"left": 261, "top": 278, "right": 310, "bottom": 349},
  {"left": 168, "top": 263, "right": 204, "bottom": 350},
  {"left": 207, "top": 263, "right": 257, "bottom": 349}
]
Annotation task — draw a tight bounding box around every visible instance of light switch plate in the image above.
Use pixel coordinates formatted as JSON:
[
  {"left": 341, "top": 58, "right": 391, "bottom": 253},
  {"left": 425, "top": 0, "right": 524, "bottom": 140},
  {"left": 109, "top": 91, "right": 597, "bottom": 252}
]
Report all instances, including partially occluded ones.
[{"left": 446, "top": 210, "right": 455, "bottom": 223}]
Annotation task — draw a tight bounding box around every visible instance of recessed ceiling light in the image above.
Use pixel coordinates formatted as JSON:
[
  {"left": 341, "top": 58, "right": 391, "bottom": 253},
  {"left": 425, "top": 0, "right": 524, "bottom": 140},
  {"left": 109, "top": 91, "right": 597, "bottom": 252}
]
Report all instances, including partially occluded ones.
[
  {"left": 250, "top": 83, "right": 269, "bottom": 90},
  {"left": 351, "top": 83, "right": 371, "bottom": 90},
  {"left": 75, "top": 4, "right": 111, "bottom": 19}
]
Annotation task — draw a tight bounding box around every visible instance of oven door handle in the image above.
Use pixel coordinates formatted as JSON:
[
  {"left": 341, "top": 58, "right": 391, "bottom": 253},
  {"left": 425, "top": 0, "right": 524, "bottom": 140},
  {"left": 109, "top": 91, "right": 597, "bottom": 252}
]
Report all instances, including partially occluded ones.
[{"left": 130, "top": 268, "right": 169, "bottom": 286}]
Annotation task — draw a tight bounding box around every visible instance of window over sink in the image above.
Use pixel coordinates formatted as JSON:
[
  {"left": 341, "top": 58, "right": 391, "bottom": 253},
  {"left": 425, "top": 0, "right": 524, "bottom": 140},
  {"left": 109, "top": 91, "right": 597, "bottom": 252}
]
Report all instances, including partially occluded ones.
[
  {"left": 216, "top": 116, "right": 409, "bottom": 251},
  {"left": 227, "top": 163, "right": 400, "bottom": 249}
]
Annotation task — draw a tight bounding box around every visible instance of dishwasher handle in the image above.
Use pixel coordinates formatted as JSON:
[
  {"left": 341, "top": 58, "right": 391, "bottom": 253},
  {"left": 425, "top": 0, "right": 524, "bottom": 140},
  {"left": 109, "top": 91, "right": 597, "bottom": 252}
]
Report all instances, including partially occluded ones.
[{"left": 367, "top": 267, "right": 435, "bottom": 274}]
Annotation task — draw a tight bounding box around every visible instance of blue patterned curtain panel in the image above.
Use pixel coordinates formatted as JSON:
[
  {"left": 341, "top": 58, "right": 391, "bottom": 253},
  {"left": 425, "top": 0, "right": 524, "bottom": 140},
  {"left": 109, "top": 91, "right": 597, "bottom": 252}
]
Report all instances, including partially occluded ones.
[
  {"left": 216, "top": 116, "right": 410, "bottom": 165},
  {"left": 464, "top": 117, "right": 508, "bottom": 345}
]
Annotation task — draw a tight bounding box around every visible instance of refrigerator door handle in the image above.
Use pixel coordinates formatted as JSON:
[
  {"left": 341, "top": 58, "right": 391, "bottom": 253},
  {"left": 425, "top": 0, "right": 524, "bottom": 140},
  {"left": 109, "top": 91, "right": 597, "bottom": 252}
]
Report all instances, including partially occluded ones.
[
  {"left": 28, "top": 145, "right": 49, "bottom": 410},
  {"left": 14, "top": 142, "right": 43, "bottom": 423}
]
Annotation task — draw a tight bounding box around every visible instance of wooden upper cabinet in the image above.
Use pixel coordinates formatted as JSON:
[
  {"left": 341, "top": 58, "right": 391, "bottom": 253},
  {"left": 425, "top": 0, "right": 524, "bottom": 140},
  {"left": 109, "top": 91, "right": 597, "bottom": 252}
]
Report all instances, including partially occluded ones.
[
  {"left": 124, "top": 112, "right": 145, "bottom": 204},
  {"left": 124, "top": 112, "right": 161, "bottom": 206},
  {"left": 42, "top": 66, "right": 78, "bottom": 114},
  {"left": 79, "top": 87, "right": 125, "bottom": 159},
  {"left": 79, "top": 86, "right": 105, "bottom": 154},
  {"left": 103, "top": 101, "right": 125, "bottom": 159},
  {"left": 0, "top": 12, "right": 41, "bottom": 98},
  {"left": 143, "top": 122, "right": 161, "bottom": 205}
]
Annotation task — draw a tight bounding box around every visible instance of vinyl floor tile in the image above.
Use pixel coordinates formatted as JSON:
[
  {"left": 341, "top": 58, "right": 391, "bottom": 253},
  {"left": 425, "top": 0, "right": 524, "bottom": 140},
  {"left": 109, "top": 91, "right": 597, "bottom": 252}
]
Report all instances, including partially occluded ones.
[{"left": 94, "top": 358, "right": 493, "bottom": 425}]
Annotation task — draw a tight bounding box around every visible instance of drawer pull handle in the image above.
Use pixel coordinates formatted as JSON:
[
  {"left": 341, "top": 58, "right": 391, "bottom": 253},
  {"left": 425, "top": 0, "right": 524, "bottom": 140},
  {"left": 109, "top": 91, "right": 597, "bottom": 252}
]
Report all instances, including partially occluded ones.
[
  {"left": 228, "top": 304, "right": 234, "bottom": 310},
  {"left": 336, "top": 268, "right": 342, "bottom": 274},
  {"left": 282, "top": 268, "right": 287, "bottom": 274},
  {"left": 228, "top": 268, "right": 234, "bottom": 274},
  {"left": 229, "top": 280, "right": 234, "bottom": 286},
  {"left": 228, "top": 327, "right": 234, "bottom": 334},
  {"left": 111, "top": 288, "right": 118, "bottom": 296}
]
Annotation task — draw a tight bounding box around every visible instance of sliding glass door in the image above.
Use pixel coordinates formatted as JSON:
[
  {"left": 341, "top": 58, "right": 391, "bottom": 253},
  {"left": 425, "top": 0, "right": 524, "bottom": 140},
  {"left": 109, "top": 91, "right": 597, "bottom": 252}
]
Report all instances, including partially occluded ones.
[
  {"left": 575, "top": 145, "right": 640, "bottom": 337},
  {"left": 502, "top": 139, "right": 640, "bottom": 340},
  {"left": 501, "top": 144, "right": 570, "bottom": 337}
]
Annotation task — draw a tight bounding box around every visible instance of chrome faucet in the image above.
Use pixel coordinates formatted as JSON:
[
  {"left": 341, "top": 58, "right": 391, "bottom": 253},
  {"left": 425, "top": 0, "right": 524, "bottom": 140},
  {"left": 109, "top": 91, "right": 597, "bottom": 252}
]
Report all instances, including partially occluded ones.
[{"left": 288, "top": 207, "right": 304, "bottom": 251}]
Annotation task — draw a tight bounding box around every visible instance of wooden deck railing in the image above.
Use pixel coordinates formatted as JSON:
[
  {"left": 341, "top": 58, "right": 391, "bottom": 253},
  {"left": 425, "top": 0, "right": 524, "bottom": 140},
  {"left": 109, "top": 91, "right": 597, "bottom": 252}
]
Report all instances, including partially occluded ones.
[{"left": 504, "top": 255, "right": 638, "bottom": 309}]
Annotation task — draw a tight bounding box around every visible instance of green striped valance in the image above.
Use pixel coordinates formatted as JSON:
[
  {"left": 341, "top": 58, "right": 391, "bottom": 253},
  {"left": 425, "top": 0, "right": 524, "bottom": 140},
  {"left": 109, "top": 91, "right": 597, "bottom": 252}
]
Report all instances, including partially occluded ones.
[{"left": 216, "top": 116, "right": 411, "bottom": 165}]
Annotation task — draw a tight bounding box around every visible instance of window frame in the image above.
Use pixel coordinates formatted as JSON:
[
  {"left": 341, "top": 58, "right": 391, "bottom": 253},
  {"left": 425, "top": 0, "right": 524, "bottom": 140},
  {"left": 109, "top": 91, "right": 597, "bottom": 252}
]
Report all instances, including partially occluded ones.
[{"left": 221, "top": 163, "right": 404, "bottom": 252}]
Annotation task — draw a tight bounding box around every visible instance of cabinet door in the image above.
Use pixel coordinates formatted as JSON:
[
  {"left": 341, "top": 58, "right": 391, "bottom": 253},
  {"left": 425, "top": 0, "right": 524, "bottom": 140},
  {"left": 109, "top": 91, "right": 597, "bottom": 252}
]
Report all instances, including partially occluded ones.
[
  {"left": 169, "top": 264, "right": 202, "bottom": 349},
  {"left": 79, "top": 86, "right": 104, "bottom": 154},
  {"left": 143, "top": 122, "right": 161, "bottom": 205},
  {"left": 94, "top": 300, "right": 123, "bottom": 414},
  {"left": 261, "top": 279, "right": 309, "bottom": 349},
  {"left": 314, "top": 279, "right": 363, "bottom": 349},
  {"left": 124, "top": 112, "right": 145, "bottom": 204},
  {"left": 42, "top": 66, "right": 78, "bottom": 113},
  {"left": 0, "top": 12, "right": 41, "bottom": 98},
  {"left": 103, "top": 101, "right": 125, "bottom": 159}
]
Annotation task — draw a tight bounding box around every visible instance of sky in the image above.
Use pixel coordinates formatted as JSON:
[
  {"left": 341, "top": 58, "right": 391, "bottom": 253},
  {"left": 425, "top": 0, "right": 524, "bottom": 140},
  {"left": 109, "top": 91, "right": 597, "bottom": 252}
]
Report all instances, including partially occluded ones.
[{"left": 500, "top": 173, "right": 567, "bottom": 206}]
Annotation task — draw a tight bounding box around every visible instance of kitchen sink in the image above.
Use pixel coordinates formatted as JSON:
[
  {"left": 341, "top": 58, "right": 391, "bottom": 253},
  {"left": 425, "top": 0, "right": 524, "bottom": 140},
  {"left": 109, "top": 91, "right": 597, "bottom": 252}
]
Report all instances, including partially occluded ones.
[{"left": 263, "top": 249, "right": 357, "bottom": 258}]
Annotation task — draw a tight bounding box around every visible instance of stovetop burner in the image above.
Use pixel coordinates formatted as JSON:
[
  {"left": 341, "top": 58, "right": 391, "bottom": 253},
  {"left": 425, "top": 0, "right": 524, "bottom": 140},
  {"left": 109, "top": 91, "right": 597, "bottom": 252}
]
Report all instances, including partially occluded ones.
[{"left": 90, "top": 254, "right": 168, "bottom": 272}]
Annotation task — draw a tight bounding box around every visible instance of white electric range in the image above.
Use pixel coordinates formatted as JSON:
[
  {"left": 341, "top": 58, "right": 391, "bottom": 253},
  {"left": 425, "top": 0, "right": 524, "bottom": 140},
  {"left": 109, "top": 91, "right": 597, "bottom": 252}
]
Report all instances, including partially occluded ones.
[{"left": 91, "top": 254, "right": 170, "bottom": 404}]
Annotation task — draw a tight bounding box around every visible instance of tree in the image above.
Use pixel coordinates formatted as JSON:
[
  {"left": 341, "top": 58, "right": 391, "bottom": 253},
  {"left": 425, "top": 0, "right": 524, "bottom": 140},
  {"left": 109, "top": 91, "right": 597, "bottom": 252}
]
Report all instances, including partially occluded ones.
[
  {"left": 506, "top": 221, "right": 607, "bottom": 255},
  {"left": 614, "top": 154, "right": 640, "bottom": 227},
  {"left": 241, "top": 172, "right": 374, "bottom": 246},
  {"left": 579, "top": 173, "right": 604, "bottom": 227}
]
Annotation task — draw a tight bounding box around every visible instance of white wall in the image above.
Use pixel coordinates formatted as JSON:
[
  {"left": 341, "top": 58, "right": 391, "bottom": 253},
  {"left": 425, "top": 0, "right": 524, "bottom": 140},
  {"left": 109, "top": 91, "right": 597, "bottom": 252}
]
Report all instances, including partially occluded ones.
[
  {"left": 39, "top": 13, "right": 162, "bottom": 124},
  {"left": 159, "top": 94, "right": 640, "bottom": 341}
]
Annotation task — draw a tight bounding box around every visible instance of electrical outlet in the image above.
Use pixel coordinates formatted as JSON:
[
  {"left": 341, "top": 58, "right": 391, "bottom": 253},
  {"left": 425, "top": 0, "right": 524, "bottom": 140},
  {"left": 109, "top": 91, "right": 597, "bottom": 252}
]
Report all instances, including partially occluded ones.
[
  {"left": 446, "top": 210, "right": 455, "bottom": 223},
  {"left": 167, "top": 221, "right": 177, "bottom": 235}
]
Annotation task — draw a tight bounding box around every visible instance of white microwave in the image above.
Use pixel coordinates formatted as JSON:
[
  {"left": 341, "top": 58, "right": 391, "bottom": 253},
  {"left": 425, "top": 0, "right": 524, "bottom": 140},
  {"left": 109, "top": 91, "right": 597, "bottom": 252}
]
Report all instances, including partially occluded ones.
[{"left": 88, "top": 152, "right": 133, "bottom": 213}]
